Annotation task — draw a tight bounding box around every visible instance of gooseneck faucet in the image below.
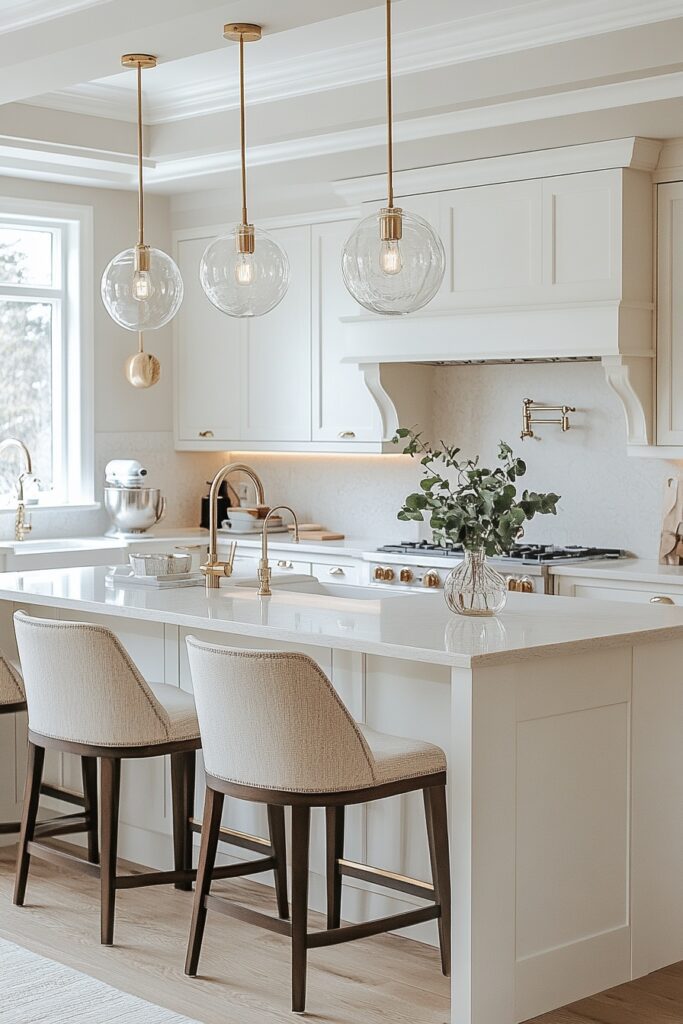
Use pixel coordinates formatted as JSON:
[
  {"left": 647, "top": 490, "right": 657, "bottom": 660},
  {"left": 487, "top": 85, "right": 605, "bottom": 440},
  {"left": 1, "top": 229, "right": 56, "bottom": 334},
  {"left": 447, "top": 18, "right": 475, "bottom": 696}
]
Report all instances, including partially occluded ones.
[
  {"left": 258, "top": 506, "right": 300, "bottom": 596},
  {"left": 0, "top": 438, "right": 33, "bottom": 541},
  {"left": 202, "top": 462, "right": 265, "bottom": 589}
]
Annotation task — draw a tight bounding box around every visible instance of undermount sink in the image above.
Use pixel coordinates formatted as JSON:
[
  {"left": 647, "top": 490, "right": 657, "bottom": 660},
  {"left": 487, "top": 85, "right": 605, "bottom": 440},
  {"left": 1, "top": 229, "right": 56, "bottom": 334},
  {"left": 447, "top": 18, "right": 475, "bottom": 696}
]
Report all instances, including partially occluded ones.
[{"left": 233, "top": 575, "right": 398, "bottom": 600}]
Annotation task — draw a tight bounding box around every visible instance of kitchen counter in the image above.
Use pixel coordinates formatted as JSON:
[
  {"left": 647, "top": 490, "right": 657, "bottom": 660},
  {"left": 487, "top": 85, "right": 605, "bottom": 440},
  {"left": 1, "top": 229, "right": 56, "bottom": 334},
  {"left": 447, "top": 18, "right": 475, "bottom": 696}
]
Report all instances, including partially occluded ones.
[
  {"left": 0, "top": 565, "right": 680, "bottom": 668},
  {"left": 2, "top": 567, "right": 683, "bottom": 1024}
]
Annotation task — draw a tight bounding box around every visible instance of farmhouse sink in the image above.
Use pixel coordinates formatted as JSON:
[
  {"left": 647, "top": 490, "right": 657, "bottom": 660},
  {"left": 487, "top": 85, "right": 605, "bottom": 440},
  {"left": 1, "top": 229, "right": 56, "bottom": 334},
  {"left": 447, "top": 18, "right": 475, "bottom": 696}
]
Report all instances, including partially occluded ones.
[{"left": 233, "top": 575, "right": 400, "bottom": 600}]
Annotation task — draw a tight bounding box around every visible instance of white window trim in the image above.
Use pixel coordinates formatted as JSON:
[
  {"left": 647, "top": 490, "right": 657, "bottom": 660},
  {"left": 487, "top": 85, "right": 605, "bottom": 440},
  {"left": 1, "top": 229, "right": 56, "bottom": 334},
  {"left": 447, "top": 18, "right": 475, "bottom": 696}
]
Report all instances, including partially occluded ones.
[{"left": 0, "top": 196, "right": 94, "bottom": 506}]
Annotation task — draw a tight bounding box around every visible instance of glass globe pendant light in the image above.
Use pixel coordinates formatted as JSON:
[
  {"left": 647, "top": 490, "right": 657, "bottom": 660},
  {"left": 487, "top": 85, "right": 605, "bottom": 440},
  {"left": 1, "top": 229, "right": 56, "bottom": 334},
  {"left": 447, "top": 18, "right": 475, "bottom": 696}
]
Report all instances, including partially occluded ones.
[
  {"left": 200, "top": 24, "right": 289, "bottom": 318},
  {"left": 101, "top": 54, "right": 183, "bottom": 332},
  {"left": 342, "top": 0, "right": 445, "bottom": 315}
]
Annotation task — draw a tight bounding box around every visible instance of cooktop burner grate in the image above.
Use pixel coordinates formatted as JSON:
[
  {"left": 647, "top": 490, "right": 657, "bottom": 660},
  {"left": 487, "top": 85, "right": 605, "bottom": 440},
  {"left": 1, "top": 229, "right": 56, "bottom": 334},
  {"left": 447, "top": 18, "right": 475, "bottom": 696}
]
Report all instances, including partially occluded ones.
[{"left": 375, "top": 542, "right": 626, "bottom": 564}]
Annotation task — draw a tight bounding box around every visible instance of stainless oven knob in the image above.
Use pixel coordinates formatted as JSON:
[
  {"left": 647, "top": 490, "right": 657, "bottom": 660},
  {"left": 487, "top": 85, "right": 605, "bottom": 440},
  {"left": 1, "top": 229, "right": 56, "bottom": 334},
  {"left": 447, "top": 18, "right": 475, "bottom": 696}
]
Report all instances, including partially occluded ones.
[
  {"left": 423, "top": 570, "right": 441, "bottom": 589},
  {"left": 399, "top": 567, "right": 413, "bottom": 583}
]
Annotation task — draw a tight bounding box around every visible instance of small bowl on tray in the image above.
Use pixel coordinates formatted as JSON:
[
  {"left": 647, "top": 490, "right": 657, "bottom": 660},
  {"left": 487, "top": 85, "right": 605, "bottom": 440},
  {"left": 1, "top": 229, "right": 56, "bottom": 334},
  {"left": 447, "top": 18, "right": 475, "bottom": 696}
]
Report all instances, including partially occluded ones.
[{"left": 129, "top": 552, "right": 192, "bottom": 577}]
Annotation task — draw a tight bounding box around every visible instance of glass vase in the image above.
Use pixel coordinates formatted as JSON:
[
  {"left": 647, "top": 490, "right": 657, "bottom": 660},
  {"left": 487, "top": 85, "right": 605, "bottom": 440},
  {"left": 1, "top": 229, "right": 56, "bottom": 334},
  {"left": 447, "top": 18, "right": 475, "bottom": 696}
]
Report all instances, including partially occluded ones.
[{"left": 444, "top": 548, "right": 508, "bottom": 617}]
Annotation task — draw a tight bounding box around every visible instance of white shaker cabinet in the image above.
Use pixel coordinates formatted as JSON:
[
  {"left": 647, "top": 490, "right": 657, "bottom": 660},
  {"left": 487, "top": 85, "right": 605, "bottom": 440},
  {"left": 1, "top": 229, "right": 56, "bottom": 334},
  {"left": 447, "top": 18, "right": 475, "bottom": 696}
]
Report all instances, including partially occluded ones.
[
  {"left": 240, "top": 224, "right": 311, "bottom": 442},
  {"left": 173, "top": 216, "right": 387, "bottom": 452},
  {"left": 311, "top": 218, "right": 382, "bottom": 443},
  {"left": 174, "top": 234, "right": 242, "bottom": 445},
  {"left": 657, "top": 182, "right": 683, "bottom": 445}
]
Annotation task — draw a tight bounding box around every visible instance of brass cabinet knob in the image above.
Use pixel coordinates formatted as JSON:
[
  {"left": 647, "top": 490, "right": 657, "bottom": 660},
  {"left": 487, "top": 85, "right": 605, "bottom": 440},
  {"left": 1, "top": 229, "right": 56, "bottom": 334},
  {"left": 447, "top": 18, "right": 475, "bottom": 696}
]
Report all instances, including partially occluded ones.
[
  {"left": 329, "top": 566, "right": 345, "bottom": 576},
  {"left": 338, "top": 431, "right": 356, "bottom": 439},
  {"left": 423, "top": 570, "right": 440, "bottom": 588},
  {"left": 374, "top": 566, "right": 386, "bottom": 581},
  {"left": 650, "top": 595, "right": 675, "bottom": 605},
  {"left": 198, "top": 430, "right": 214, "bottom": 439},
  {"left": 399, "top": 567, "right": 413, "bottom": 583}
]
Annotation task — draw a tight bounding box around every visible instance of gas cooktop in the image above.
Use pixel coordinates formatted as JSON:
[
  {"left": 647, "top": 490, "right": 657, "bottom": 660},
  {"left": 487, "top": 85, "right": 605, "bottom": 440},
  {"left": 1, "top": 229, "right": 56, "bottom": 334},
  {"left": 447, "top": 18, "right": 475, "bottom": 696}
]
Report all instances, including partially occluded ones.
[{"left": 375, "top": 542, "right": 627, "bottom": 564}]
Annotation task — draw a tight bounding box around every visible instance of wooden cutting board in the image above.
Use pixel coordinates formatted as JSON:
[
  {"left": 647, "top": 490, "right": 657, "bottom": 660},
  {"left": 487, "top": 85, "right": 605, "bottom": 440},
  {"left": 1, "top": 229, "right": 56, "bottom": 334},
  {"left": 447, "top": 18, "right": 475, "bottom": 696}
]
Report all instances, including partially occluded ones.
[{"left": 287, "top": 525, "right": 345, "bottom": 541}]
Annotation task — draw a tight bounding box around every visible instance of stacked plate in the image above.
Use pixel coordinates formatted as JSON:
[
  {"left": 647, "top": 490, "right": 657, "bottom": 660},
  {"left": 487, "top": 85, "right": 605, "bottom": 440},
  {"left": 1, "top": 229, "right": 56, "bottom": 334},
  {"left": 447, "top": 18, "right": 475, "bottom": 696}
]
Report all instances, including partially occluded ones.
[
  {"left": 221, "top": 508, "right": 288, "bottom": 535},
  {"left": 105, "top": 552, "right": 205, "bottom": 589}
]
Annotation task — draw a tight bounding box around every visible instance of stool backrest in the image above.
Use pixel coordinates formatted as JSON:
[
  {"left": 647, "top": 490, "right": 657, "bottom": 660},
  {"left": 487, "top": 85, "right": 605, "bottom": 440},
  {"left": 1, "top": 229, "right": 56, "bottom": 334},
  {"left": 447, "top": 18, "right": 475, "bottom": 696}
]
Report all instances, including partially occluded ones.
[
  {"left": 186, "top": 637, "right": 375, "bottom": 793},
  {"left": 0, "top": 652, "right": 23, "bottom": 706},
  {"left": 14, "top": 611, "right": 173, "bottom": 748}
]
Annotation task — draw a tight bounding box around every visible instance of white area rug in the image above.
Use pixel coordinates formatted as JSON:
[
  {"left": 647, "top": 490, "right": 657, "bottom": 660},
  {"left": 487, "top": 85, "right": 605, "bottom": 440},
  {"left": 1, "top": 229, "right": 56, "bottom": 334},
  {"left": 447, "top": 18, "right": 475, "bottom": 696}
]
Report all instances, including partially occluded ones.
[{"left": 0, "top": 936, "right": 202, "bottom": 1023}]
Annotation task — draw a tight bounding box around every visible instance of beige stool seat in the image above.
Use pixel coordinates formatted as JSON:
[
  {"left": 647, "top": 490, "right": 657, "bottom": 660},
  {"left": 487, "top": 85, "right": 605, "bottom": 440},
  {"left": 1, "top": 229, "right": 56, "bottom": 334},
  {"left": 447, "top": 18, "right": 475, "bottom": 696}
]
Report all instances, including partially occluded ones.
[
  {"left": 0, "top": 654, "right": 23, "bottom": 707},
  {"left": 357, "top": 724, "right": 446, "bottom": 785},
  {"left": 184, "top": 639, "right": 451, "bottom": 1014}
]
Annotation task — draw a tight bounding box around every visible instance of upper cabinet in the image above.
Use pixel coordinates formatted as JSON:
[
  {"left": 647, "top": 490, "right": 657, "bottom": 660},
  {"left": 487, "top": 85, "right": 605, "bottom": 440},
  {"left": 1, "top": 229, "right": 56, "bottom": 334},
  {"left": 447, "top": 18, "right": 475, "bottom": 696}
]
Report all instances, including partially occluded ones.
[{"left": 173, "top": 215, "right": 386, "bottom": 452}]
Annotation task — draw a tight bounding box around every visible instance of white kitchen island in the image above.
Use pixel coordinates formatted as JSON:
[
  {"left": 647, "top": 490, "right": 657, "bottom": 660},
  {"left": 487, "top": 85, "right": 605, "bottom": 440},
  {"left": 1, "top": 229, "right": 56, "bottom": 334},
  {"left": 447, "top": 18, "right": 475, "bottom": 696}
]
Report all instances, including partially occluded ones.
[{"left": 1, "top": 566, "right": 683, "bottom": 1024}]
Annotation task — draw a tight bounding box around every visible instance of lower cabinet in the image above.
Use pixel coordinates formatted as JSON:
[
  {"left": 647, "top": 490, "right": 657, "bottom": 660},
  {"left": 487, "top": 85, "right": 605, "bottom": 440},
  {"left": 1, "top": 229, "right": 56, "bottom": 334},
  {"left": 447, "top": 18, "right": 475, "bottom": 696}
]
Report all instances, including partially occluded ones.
[{"left": 554, "top": 573, "right": 683, "bottom": 605}]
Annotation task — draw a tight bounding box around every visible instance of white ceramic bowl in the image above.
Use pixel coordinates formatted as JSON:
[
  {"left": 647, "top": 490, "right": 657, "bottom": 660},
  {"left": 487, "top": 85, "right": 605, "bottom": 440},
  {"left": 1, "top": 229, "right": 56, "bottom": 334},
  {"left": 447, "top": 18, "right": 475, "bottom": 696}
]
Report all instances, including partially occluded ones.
[{"left": 129, "top": 552, "right": 192, "bottom": 577}]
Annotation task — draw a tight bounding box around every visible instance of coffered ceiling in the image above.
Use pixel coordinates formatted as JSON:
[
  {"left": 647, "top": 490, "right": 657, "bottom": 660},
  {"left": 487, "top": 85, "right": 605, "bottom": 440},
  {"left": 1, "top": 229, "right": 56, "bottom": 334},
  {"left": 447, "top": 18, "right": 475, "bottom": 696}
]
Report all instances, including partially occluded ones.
[{"left": 0, "top": 0, "right": 682, "bottom": 201}]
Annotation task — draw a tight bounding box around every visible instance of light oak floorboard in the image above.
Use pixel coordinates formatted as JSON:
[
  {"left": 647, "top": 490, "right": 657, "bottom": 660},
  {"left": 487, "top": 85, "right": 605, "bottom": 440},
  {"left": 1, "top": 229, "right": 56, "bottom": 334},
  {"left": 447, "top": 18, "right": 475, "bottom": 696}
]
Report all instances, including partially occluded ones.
[
  {"left": 3, "top": 847, "right": 683, "bottom": 1024},
  {"left": 0, "top": 846, "right": 449, "bottom": 1024}
]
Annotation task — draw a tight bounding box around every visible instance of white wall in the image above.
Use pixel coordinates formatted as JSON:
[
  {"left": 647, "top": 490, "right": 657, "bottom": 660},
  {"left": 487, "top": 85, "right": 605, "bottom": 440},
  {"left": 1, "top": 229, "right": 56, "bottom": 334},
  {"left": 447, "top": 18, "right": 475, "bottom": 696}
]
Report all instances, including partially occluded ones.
[
  {"left": 0, "top": 176, "right": 223, "bottom": 539},
  {"left": 238, "top": 361, "right": 679, "bottom": 559}
]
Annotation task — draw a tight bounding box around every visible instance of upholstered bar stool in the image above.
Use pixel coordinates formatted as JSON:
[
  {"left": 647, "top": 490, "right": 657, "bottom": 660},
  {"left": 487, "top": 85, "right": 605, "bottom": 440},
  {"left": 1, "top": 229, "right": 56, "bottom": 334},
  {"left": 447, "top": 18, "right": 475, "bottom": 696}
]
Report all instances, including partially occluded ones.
[
  {"left": 0, "top": 650, "right": 98, "bottom": 854},
  {"left": 184, "top": 638, "right": 451, "bottom": 1013},
  {"left": 12, "top": 613, "right": 289, "bottom": 945}
]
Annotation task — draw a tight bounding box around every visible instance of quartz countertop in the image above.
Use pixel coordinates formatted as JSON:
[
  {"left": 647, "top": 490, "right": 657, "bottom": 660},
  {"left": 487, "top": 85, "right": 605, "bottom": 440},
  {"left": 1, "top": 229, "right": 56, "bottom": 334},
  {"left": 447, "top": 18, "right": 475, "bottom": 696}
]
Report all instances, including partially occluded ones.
[
  {"left": 548, "top": 558, "right": 683, "bottom": 586},
  {"left": 1, "top": 565, "right": 683, "bottom": 669}
]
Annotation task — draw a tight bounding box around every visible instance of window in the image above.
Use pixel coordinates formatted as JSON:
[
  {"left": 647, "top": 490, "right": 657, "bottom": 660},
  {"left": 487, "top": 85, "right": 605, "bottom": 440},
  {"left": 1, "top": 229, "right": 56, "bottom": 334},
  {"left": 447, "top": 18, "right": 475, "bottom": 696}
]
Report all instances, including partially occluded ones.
[{"left": 0, "top": 200, "right": 93, "bottom": 508}]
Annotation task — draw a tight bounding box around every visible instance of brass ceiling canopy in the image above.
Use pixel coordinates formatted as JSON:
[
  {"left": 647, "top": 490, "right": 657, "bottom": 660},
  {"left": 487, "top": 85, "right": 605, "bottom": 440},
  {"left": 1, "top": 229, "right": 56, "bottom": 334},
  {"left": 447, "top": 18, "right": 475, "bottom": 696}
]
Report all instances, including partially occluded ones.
[
  {"left": 121, "top": 54, "right": 157, "bottom": 70},
  {"left": 223, "top": 23, "right": 262, "bottom": 42}
]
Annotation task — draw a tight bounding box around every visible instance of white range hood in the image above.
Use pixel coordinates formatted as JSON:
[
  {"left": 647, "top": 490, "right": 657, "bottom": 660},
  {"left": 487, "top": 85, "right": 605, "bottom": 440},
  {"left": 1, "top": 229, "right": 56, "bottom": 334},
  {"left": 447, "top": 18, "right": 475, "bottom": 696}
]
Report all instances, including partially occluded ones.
[{"left": 338, "top": 138, "right": 660, "bottom": 450}]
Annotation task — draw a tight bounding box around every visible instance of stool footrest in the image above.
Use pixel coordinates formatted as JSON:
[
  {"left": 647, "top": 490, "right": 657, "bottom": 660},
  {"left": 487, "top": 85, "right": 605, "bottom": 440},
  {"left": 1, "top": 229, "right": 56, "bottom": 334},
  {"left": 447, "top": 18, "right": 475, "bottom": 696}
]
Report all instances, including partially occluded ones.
[
  {"left": 190, "top": 817, "right": 270, "bottom": 853},
  {"left": 27, "top": 840, "right": 100, "bottom": 877},
  {"left": 307, "top": 905, "right": 441, "bottom": 949},
  {"left": 39, "top": 783, "right": 87, "bottom": 808},
  {"left": 204, "top": 894, "right": 293, "bottom": 937},
  {"left": 338, "top": 858, "right": 435, "bottom": 901},
  {"left": 0, "top": 821, "right": 20, "bottom": 835}
]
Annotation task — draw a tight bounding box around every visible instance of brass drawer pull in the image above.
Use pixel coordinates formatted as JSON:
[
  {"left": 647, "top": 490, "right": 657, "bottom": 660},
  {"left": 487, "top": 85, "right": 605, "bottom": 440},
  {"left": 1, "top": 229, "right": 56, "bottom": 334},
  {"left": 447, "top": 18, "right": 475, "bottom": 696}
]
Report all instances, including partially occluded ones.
[
  {"left": 338, "top": 431, "right": 356, "bottom": 439},
  {"left": 650, "top": 595, "right": 675, "bottom": 605},
  {"left": 277, "top": 560, "right": 294, "bottom": 569},
  {"left": 198, "top": 430, "right": 214, "bottom": 439}
]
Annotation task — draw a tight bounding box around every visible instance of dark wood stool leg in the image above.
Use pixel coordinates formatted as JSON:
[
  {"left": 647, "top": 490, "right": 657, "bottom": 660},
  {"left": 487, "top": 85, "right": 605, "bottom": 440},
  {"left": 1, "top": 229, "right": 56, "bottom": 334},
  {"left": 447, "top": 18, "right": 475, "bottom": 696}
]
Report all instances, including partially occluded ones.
[
  {"left": 291, "top": 804, "right": 311, "bottom": 1013},
  {"left": 13, "top": 741, "right": 45, "bottom": 906},
  {"left": 267, "top": 804, "right": 289, "bottom": 920},
  {"left": 424, "top": 783, "right": 451, "bottom": 976},
  {"left": 171, "top": 750, "right": 195, "bottom": 891},
  {"left": 81, "top": 756, "right": 99, "bottom": 864},
  {"left": 100, "top": 757, "right": 121, "bottom": 945},
  {"left": 325, "top": 805, "right": 345, "bottom": 929},
  {"left": 185, "top": 786, "right": 224, "bottom": 976}
]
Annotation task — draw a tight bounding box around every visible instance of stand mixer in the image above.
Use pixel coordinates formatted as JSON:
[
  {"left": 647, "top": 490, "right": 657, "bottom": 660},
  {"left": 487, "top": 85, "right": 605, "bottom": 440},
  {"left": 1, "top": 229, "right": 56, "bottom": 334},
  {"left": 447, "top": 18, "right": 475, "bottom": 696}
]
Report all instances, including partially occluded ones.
[{"left": 104, "top": 459, "right": 166, "bottom": 537}]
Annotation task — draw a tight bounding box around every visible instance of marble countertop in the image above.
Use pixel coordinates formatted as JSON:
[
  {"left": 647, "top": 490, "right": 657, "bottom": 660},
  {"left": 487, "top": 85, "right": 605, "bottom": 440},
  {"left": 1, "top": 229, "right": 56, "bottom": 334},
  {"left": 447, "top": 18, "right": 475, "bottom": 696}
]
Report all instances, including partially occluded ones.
[
  {"left": 548, "top": 558, "right": 683, "bottom": 586},
  {"left": 1, "top": 565, "right": 682, "bottom": 669}
]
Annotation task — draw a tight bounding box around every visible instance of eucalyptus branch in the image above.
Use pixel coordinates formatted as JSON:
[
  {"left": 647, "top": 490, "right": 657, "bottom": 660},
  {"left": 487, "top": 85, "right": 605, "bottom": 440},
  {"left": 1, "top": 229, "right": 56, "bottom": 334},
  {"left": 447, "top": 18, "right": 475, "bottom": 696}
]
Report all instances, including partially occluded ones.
[{"left": 393, "top": 427, "right": 560, "bottom": 557}]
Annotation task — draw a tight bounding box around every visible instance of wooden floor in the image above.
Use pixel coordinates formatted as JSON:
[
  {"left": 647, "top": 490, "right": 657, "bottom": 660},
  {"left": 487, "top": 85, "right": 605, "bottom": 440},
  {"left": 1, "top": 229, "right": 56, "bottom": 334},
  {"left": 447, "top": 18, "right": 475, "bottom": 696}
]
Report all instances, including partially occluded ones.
[{"left": 1, "top": 846, "right": 682, "bottom": 1024}]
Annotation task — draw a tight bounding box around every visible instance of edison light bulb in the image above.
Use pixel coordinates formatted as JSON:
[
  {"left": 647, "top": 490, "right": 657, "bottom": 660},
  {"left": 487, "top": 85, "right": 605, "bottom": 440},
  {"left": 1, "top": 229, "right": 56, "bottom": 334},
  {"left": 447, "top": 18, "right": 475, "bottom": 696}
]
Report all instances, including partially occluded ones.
[
  {"left": 132, "top": 269, "right": 154, "bottom": 300},
  {"left": 235, "top": 253, "right": 256, "bottom": 286},
  {"left": 379, "top": 239, "right": 402, "bottom": 275}
]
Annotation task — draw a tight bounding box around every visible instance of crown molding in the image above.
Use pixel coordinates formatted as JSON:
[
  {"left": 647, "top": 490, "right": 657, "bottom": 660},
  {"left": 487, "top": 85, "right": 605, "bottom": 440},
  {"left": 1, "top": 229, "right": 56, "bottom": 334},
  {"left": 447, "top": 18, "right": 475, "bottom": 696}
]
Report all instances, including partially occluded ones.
[
  {"left": 24, "top": 0, "right": 683, "bottom": 125},
  {"left": 0, "top": 0, "right": 108, "bottom": 35}
]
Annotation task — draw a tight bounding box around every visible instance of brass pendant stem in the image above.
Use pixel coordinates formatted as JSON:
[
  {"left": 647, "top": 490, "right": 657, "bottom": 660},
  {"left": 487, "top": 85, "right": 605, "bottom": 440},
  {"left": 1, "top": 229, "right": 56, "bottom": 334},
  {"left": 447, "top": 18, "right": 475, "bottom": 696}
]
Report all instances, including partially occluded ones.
[
  {"left": 136, "top": 62, "right": 144, "bottom": 247},
  {"left": 239, "top": 33, "right": 248, "bottom": 226},
  {"left": 386, "top": 0, "right": 394, "bottom": 209},
  {"left": 138, "top": 331, "right": 144, "bottom": 355}
]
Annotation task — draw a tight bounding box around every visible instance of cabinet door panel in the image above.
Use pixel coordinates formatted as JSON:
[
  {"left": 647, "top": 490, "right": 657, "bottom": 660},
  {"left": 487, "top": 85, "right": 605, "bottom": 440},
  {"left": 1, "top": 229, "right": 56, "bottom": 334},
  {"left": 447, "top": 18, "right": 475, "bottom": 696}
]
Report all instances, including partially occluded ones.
[
  {"left": 312, "top": 219, "right": 382, "bottom": 443},
  {"left": 175, "top": 235, "right": 242, "bottom": 444},
  {"left": 241, "top": 225, "right": 311, "bottom": 441},
  {"left": 437, "top": 180, "right": 542, "bottom": 307},
  {"left": 542, "top": 171, "right": 619, "bottom": 298},
  {"left": 657, "top": 182, "right": 683, "bottom": 444}
]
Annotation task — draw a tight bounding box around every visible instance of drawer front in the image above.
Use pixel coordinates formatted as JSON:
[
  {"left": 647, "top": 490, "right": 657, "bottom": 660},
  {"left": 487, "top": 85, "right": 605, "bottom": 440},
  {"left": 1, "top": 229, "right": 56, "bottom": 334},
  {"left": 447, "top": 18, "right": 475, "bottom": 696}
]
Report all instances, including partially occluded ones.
[
  {"left": 567, "top": 580, "right": 683, "bottom": 606},
  {"left": 311, "top": 560, "right": 361, "bottom": 585}
]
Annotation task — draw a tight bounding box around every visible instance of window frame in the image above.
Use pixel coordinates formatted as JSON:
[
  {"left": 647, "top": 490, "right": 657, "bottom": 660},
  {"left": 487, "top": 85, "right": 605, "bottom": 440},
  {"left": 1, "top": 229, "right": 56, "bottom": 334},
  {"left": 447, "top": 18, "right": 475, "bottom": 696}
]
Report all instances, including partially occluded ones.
[{"left": 0, "top": 197, "right": 94, "bottom": 507}]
